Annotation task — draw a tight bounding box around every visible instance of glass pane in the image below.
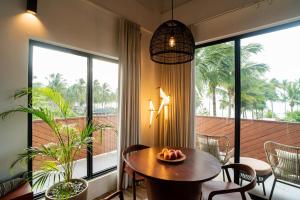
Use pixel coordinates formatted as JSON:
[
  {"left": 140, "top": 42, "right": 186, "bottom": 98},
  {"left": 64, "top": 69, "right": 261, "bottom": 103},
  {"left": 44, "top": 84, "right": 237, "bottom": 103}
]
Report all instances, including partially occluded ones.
[
  {"left": 32, "top": 46, "right": 88, "bottom": 194},
  {"left": 194, "top": 42, "right": 235, "bottom": 177},
  {"left": 241, "top": 25, "right": 300, "bottom": 199},
  {"left": 92, "top": 59, "right": 118, "bottom": 173}
]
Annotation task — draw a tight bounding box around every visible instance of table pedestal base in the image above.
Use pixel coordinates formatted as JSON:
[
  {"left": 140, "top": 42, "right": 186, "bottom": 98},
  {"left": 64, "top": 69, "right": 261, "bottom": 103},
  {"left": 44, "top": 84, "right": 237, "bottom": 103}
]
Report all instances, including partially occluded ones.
[{"left": 146, "top": 178, "right": 202, "bottom": 200}]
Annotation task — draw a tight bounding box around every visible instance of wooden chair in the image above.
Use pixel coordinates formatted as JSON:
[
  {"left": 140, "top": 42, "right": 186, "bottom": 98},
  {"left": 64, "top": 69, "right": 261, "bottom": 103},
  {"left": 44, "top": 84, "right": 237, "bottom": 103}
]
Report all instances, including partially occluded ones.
[
  {"left": 120, "top": 144, "right": 149, "bottom": 200},
  {"left": 197, "top": 134, "right": 234, "bottom": 181},
  {"left": 102, "top": 190, "right": 124, "bottom": 200},
  {"left": 202, "top": 163, "right": 256, "bottom": 200},
  {"left": 264, "top": 141, "right": 300, "bottom": 200}
]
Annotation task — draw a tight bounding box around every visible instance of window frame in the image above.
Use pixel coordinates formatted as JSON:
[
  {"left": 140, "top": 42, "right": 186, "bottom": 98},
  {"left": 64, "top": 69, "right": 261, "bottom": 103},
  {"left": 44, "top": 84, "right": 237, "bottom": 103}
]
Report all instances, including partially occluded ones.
[
  {"left": 194, "top": 19, "right": 300, "bottom": 184},
  {"left": 28, "top": 40, "right": 119, "bottom": 198}
]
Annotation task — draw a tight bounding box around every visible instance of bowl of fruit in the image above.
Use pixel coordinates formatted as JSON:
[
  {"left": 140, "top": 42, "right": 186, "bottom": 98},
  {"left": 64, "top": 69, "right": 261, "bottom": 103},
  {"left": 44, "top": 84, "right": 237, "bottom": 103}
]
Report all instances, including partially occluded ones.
[{"left": 157, "top": 148, "right": 186, "bottom": 163}]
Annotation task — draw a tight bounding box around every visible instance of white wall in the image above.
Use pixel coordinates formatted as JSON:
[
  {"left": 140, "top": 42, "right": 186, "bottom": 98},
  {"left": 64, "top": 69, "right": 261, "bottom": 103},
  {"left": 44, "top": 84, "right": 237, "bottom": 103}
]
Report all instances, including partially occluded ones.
[
  {"left": 0, "top": 0, "right": 119, "bottom": 181},
  {"left": 0, "top": 0, "right": 161, "bottom": 187}
]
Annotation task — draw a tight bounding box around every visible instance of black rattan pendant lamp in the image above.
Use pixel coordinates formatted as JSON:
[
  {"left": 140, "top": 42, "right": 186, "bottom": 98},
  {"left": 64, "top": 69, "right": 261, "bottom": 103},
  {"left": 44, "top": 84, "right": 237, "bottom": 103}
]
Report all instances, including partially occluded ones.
[{"left": 150, "top": 0, "right": 195, "bottom": 65}]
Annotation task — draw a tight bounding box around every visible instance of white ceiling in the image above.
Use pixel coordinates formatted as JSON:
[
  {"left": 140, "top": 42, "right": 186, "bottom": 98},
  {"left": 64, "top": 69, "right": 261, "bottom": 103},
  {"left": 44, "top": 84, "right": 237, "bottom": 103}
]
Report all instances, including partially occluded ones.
[
  {"left": 136, "top": 0, "right": 192, "bottom": 14},
  {"left": 87, "top": 0, "right": 265, "bottom": 31}
]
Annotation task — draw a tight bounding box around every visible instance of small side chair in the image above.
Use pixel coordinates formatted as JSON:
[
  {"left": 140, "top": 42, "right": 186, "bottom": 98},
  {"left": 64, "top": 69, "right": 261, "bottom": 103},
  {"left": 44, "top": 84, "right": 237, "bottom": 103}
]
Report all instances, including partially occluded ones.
[
  {"left": 120, "top": 144, "right": 149, "bottom": 200},
  {"left": 202, "top": 163, "right": 256, "bottom": 200},
  {"left": 264, "top": 141, "right": 300, "bottom": 200},
  {"left": 197, "top": 134, "right": 234, "bottom": 181}
]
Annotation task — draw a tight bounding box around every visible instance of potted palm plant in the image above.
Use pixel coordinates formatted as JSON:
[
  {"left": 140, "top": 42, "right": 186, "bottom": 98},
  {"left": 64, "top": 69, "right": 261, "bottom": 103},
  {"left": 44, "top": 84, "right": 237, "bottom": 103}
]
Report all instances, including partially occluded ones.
[{"left": 0, "top": 87, "right": 111, "bottom": 200}]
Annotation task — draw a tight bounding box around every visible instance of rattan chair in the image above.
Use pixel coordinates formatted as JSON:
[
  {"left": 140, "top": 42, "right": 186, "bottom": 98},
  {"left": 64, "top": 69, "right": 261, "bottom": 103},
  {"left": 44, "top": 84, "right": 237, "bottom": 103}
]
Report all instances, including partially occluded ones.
[
  {"left": 120, "top": 144, "right": 149, "bottom": 200},
  {"left": 202, "top": 163, "right": 256, "bottom": 200},
  {"left": 197, "top": 134, "right": 234, "bottom": 181},
  {"left": 264, "top": 141, "right": 300, "bottom": 200}
]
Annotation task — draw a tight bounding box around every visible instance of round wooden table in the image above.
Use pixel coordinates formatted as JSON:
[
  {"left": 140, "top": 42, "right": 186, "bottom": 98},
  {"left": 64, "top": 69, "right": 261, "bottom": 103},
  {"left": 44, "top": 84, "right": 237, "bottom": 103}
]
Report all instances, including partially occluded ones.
[{"left": 125, "top": 147, "right": 221, "bottom": 200}]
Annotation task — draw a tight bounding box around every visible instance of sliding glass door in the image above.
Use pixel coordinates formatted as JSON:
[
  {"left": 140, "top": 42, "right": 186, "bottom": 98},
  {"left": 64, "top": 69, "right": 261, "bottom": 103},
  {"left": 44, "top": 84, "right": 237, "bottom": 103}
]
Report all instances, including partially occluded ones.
[
  {"left": 195, "top": 21, "right": 300, "bottom": 199},
  {"left": 240, "top": 25, "right": 300, "bottom": 199},
  {"left": 194, "top": 41, "right": 235, "bottom": 168}
]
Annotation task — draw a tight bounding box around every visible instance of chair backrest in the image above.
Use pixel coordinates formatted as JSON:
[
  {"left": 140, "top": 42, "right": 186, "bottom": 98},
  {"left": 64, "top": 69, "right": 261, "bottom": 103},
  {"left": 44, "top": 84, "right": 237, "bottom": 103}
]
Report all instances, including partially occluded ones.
[
  {"left": 264, "top": 141, "right": 300, "bottom": 184},
  {"left": 122, "top": 144, "right": 150, "bottom": 160},
  {"left": 208, "top": 163, "right": 256, "bottom": 200},
  {"left": 197, "top": 134, "right": 232, "bottom": 164}
]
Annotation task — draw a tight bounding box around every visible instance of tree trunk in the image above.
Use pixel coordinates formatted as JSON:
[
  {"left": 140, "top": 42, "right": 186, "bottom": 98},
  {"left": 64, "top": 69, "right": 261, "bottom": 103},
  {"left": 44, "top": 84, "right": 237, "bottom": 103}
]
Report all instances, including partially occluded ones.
[
  {"left": 284, "top": 102, "right": 287, "bottom": 114},
  {"left": 228, "top": 94, "right": 232, "bottom": 118},
  {"left": 290, "top": 101, "right": 294, "bottom": 112},
  {"left": 212, "top": 87, "right": 216, "bottom": 116},
  {"left": 271, "top": 101, "right": 274, "bottom": 118}
]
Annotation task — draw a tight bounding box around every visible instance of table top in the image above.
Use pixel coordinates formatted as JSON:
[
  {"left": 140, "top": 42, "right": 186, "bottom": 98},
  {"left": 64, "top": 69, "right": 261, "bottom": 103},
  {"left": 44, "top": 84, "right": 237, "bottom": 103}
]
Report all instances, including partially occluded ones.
[
  {"left": 125, "top": 147, "right": 221, "bottom": 182},
  {"left": 229, "top": 157, "right": 272, "bottom": 176}
]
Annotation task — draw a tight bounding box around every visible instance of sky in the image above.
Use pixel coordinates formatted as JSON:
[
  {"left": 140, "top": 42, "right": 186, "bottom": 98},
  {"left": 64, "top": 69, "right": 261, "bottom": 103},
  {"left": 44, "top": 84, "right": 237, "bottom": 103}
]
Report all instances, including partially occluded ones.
[
  {"left": 242, "top": 25, "right": 300, "bottom": 82},
  {"left": 32, "top": 46, "right": 118, "bottom": 90}
]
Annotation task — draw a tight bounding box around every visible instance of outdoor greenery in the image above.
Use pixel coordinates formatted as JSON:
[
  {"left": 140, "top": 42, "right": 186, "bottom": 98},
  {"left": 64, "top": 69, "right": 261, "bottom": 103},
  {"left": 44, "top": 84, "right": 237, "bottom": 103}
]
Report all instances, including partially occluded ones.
[
  {"left": 195, "top": 42, "right": 300, "bottom": 122},
  {"left": 33, "top": 73, "right": 118, "bottom": 117},
  {"left": 0, "top": 87, "right": 111, "bottom": 198}
]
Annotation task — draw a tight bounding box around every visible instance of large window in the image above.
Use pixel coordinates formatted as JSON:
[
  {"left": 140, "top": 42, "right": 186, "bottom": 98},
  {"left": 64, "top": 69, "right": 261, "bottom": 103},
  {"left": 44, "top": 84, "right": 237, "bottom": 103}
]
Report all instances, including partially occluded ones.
[
  {"left": 194, "top": 21, "right": 300, "bottom": 199},
  {"left": 30, "top": 41, "right": 118, "bottom": 194}
]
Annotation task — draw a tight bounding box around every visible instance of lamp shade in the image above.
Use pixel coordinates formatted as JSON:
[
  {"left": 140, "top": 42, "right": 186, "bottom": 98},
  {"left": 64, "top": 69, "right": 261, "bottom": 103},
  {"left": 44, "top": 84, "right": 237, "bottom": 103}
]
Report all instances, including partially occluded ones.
[
  {"left": 27, "top": 0, "right": 37, "bottom": 14},
  {"left": 150, "top": 20, "right": 195, "bottom": 65}
]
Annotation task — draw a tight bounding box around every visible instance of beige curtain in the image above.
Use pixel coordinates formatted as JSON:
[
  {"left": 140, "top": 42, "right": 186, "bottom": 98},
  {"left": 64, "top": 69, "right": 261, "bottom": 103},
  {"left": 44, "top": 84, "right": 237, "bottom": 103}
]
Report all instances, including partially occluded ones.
[
  {"left": 156, "top": 62, "right": 194, "bottom": 148},
  {"left": 117, "top": 18, "right": 141, "bottom": 189}
]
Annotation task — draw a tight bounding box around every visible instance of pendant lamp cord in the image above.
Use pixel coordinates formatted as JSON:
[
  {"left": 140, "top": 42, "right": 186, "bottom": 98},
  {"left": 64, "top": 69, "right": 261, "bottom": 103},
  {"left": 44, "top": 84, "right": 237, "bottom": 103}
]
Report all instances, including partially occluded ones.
[{"left": 171, "top": 0, "right": 174, "bottom": 20}]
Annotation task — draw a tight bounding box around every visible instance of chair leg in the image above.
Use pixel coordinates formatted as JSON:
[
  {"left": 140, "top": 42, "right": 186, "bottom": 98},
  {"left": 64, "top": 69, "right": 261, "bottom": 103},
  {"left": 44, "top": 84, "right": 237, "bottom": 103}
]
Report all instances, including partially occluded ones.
[
  {"left": 241, "top": 192, "right": 247, "bottom": 200},
  {"left": 222, "top": 168, "right": 225, "bottom": 182},
  {"left": 120, "top": 191, "right": 124, "bottom": 200},
  {"left": 263, "top": 180, "right": 266, "bottom": 196},
  {"left": 120, "top": 161, "right": 126, "bottom": 190},
  {"left": 133, "top": 172, "right": 136, "bottom": 200},
  {"left": 240, "top": 178, "right": 243, "bottom": 186},
  {"left": 269, "top": 178, "right": 277, "bottom": 200}
]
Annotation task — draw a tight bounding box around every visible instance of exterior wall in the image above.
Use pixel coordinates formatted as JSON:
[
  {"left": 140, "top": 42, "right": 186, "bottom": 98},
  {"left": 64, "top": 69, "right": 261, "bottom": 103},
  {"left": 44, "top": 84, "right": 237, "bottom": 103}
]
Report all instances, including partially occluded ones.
[{"left": 195, "top": 116, "right": 300, "bottom": 162}]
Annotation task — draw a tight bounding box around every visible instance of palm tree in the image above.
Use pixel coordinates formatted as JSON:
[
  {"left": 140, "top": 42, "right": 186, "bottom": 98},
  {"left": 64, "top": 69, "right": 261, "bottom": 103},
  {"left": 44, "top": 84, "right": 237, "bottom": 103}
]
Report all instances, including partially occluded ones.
[
  {"left": 286, "top": 81, "right": 300, "bottom": 112},
  {"left": 264, "top": 79, "right": 279, "bottom": 118},
  {"left": 46, "top": 73, "right": 67, "bottom": 95},
  {"left": 100, "top": 83, "right": 112, "bottom": 108},
  {"left": 93, "top": 81, "right": 114, "bottom": 110},
  {"left": 196, "top": 43, "right": 232, "bottom": 116},
  {"left": 196, "top": 42, "right": 268, "bottom": 118},
  {"left": 93, "top": 80, "right": 102, "bottom": 109}
]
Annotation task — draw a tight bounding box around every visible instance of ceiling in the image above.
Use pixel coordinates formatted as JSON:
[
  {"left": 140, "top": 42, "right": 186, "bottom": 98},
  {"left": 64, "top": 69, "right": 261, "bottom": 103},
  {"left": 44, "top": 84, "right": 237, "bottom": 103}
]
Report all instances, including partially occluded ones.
[
  {"left": 136, "top": 0, "right": 192, "bottom": 14},
  {"left": 87, "top": 0, "right": 265, "bottom": 31}
]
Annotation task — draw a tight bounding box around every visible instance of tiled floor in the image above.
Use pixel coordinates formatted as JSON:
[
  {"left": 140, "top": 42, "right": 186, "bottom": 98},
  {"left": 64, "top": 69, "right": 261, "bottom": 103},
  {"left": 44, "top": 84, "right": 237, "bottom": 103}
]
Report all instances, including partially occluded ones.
[{"left": 95, "top": 184, "right": 147, "bottom": 200}]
